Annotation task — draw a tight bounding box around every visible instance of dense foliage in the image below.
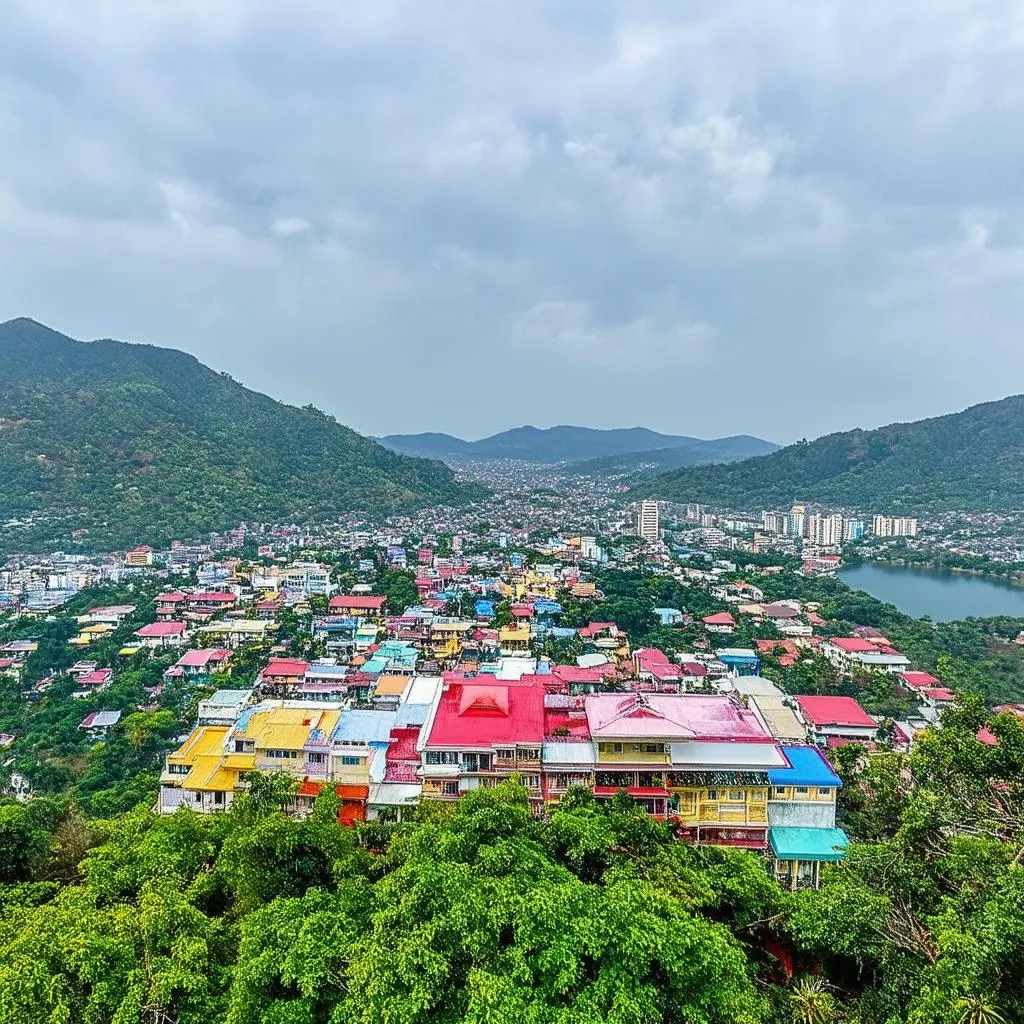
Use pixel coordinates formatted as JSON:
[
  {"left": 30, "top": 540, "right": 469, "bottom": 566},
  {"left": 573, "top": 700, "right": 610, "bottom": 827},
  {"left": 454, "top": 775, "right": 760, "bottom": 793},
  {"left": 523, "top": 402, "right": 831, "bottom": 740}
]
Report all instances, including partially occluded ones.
[
  {"left": 0, "top": 318, "right": 483, "bottom": 553},
  {"left": 641, "top": 394, "right": 1024, "bottom": 512},
  {"left": 5, "top": 720, "right": 1024, "bottom": 1024}
]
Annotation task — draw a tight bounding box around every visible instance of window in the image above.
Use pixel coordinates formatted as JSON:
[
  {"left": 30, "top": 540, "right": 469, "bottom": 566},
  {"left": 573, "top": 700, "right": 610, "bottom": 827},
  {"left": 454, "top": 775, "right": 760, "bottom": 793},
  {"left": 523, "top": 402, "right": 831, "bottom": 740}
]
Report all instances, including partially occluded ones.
[
  {"left": 341, "top": 756, "right": 361, "bottom": 766},
  {"left": 426, "top": 751, "right": 459, "bottom": 765},
  {"left": 266, "top": 749, "right": 298, "bottom": 760},
  {"left": 523, "top": 775, "right": 541, "bottom": 788},
  {"left": 234, "top": 739, "right": 253, "bottom": 753},
  {"left": 772, "top": 786, "right": 790, "bottom": 799},
  {"left": 496, "top": 748, "right": 514, "bottom": 760},
  {"left": 727, "top": 790, "right": 744, "bottom": 802},
  {"left": 706, "top": 789, "right": 719, "bottom": 801},
  {"left": 307, "top": 752, "right": 326, "bottom": 764},
  {"left": 817, "top": 787, "right": 831, "bottom": 797},
  {"left": 644, "top": 743, "right": 664, "bottom": 754},
  {"left": 168, "top": 763, "right": 189, "bottom": 775},
  {"left": 612, "top": 742, "right": 623, "bottom": 754},
  {"left": 794, "top": 786, "right": 810, "bottom": 797},
  {"left": 443, "top": 782, "right": 459, "bottom": 795},
  {"left": 213, "top": 791, "right": 225, "bottom": 805},
  {"left": 518, "top": 748, "right": 540, "bottom": 761}
]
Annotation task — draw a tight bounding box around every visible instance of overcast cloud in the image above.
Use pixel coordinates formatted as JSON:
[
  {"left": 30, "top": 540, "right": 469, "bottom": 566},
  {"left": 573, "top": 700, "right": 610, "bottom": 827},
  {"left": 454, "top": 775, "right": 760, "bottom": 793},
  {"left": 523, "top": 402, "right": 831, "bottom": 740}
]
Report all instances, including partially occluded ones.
[{"left": 2, "top": 1, "right": 1023, "bottom": 443}]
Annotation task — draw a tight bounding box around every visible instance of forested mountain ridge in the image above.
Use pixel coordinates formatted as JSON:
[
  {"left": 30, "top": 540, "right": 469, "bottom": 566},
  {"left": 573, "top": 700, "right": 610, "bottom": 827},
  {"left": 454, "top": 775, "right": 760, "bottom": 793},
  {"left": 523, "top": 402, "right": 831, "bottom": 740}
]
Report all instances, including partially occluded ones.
[
  {"left": 380, "top": 424, "right": 777, "bottom": 465},
  {"left": 565, "top": 435, "right": 778, "bottom": 477},
  {"left": 0, "top": 318, "right": 481, "bottom": 551},
  {"left": 640, "top": 394, "right": 1024, "bottom": 512}
]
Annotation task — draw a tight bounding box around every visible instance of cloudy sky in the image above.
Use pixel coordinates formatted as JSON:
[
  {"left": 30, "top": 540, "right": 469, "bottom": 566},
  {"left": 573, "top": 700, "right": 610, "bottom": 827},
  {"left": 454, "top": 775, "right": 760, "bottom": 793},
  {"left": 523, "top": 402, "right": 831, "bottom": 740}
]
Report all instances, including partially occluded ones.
[{"left": 2, "top": 1, "right": 1023, "bottom": 444}]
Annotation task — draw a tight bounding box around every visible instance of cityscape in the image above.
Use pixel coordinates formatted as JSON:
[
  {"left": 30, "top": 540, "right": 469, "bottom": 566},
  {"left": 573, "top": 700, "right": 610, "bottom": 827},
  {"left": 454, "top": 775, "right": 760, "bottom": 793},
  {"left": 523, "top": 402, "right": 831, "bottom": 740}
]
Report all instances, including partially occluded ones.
[{"left": 4, "top": 3, "right": 1024, "bottom": 1022}]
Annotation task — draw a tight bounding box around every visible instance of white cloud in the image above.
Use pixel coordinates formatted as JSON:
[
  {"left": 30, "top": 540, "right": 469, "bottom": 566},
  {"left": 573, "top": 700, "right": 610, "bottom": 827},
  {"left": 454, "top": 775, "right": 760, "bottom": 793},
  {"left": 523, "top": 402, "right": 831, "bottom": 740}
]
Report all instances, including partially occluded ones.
[{"left": 271, "top": 216, "right": 313, "bottom": 238}]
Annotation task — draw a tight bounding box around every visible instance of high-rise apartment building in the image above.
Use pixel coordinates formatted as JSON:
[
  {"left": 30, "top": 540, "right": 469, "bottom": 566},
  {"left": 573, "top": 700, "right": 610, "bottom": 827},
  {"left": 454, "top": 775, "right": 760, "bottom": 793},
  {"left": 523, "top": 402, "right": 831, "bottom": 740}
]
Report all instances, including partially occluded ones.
[
  {"left": 872, "top": 516, "right": 918, "bottom": 538},
  {"left": 806, "top": 514, "right": 844, "bottom": 547},
  {"left": 637, "top": 500, "right": 661, "bottom": 542},
  {"left": 843, "top": 519, "right": 865, "bottom": 542}
]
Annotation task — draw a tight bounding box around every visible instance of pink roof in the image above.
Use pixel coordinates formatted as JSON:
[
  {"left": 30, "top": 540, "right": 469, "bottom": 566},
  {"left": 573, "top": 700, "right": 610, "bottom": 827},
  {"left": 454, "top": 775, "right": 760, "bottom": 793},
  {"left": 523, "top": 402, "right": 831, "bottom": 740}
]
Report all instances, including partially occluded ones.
[
  {"left": 329, "top": 595, "right": 387, "bottom": 610},
  {"left": 156, "top": 592, "right": 188, "bottom": 603},
  {"left": 899, "top": 671, "right": 941, "bottom": 690},
  {"left": 78, "top": 669, "right": 113, "bottom": 685},
  {"left": 188, "top": 592, "right": 236, "bottom": 603},
  {"left": 510, "top": 605, "right": 535, "bottom": 617},
  {"left": 679, "top": 661, "right": 708, "bottom": 677},
  {"left": 649, "top": 663, "right": 682, "bottom": 681},
  {"left": 426, "top": 680, "right": 545, "bottom": 748},
  {"left": 703, "top": 612, "right": 736, "bottom": 626},
  {"left": 922, "top": 687, "right": 955, "bottom": 702},
  {"left": 828, "top": 637, "right": 879, "bottom": 653},
  {"left": 635, "top": 647, "right": 671, "bottom": 666},
  {"left": 178, "top": 648, "right": 230, "bottom": 668},
  {"left": 551, "top": 665, "right": 604, "bottom": 684},
  {"left": 795, "top": 695, "right": 875, "bottom": 728},
  {"left": 584, "top": 693, "right": 772, "bottom": 741},
  {"left": 136, "top": 621, "right": 187, "bottom": 637},
  {"left": 262, "top": 658, "right": 311, "bottom": 677}
]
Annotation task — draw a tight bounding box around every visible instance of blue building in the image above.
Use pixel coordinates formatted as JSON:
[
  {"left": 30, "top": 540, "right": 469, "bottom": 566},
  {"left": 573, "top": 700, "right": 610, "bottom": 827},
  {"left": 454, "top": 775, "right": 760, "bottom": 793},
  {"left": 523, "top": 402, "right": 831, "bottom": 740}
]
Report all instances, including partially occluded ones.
[{"left": 767, "top": 746, "right": 847, "bottom": 889}]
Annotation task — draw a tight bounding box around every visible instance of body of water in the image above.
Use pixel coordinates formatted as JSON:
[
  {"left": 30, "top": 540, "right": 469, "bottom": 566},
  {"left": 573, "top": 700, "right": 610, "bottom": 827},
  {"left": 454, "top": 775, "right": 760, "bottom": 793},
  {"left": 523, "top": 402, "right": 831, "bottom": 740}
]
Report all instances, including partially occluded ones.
[{"left": 838, "top": 562, "right": 1024, "bottom": 621}]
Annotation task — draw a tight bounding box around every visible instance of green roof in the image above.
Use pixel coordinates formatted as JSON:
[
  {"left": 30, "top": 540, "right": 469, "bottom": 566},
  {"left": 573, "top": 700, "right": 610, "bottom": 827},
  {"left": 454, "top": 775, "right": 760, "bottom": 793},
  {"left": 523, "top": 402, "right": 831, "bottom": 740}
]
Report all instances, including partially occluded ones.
[{"left": 769, "top": 827, "right": 848, "bottom": 862}]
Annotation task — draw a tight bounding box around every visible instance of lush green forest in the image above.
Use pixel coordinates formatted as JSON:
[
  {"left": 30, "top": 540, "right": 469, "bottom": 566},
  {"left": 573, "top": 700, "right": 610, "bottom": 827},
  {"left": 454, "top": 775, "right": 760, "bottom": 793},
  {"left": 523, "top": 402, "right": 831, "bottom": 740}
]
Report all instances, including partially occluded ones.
[
  {"left": 640, "top": 394, "right": 1024, "bottom": 512},
  {"left": 4, "top": 724, "right": 1024, "bottom": 1024},
  {"left": 0, "top": 318, "right": 483, "bottom": 554}
]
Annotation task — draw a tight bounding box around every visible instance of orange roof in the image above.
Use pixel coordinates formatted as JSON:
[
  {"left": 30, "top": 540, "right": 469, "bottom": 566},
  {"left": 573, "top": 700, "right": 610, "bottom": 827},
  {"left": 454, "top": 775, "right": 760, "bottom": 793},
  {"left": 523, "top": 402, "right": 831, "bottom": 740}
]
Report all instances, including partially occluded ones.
[{"left": 373, "top": 674, "right": 410, "bottom": 696}]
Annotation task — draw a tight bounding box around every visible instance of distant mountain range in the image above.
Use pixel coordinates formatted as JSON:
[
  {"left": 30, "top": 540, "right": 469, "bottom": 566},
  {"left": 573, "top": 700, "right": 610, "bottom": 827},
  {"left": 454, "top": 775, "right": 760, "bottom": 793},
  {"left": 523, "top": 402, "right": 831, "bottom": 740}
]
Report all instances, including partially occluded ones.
[
  {"left": 0, "top": 318, "right": 481, "bottom": 553},
  {"left": 378, "top": 425, "right": 778, "bottom": 470},
  {"left": 640, "top": 395, "right": 1024, "bottom": 512},
  {"left": 565, "top": 436, "right": 779, "bottom": 478}
]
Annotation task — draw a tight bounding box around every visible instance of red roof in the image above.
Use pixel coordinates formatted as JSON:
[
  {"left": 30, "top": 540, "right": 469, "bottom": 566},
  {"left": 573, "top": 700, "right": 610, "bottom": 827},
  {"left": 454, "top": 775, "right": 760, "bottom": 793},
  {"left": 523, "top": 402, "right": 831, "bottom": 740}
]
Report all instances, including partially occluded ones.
[
  {"left": 386, "top": 727, "right": 421, "bottom": 763},
  {"left": 922, "top": 687, "right": 955, "bottom": 702},
  {"left": 262, "top": 658, "right": 311, "bottom": 678},
  {"left": 543, "top": 707, "right": 592, "bottom": 741},
  {"left": 329, "top": 595, "right": 386, "bottom": 611},
  {"left": 426, "top": 680, "right": 545, "bottom": 748},
  {"left": 136, "top": 621, "right": 187, "bottom": 637},
  {"left": 828, "top": 637, "right": 879, "bottom": 653},
  {"left": 178, "top": 648, "right": 230, "bottom": 668},
  {"left": 78, "top": 669, "right": 113, "bottom": 686},
  {"left": 510, "top": 605, "right": 535, "bottom": 617},
  {"left": 156, "top": 592, "right": 188, "bottom": 603},
  {"left": 550, "top": 665, "right": 603, "bottom": 684},
  {"left": 899, "top": 671, "right": 941, "bottom": 690},
  {"left": 703, "top": 612, "right": 736, "bottom": 626},
  {"left": 188, "top": 592, "right": 236, "bottom": 603},
  {"left": 795, "top": 695, "right": 875, "bottom": 728}
]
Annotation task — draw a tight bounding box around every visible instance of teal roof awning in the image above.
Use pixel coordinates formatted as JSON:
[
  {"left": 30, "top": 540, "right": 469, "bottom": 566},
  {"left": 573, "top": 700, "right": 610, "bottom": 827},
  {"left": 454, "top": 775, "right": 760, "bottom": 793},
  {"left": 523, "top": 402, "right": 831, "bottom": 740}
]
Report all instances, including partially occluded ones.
[{"left": 770, "top": 827, "right": 848, "bottom": 862}]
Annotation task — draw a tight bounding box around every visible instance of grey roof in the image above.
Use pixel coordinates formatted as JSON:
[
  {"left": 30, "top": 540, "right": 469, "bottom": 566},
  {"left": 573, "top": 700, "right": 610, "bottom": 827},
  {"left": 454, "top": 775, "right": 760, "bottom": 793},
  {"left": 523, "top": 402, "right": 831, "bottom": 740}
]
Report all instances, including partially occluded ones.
[
  {"left": 542, "top": 741, "right": 596, "bottom": 765},
  {"left": 670, "top": 741, "right": 787, "bottom": 769},
  {"left": 393, "top": 703, "right": 431, "bottom": 728}
]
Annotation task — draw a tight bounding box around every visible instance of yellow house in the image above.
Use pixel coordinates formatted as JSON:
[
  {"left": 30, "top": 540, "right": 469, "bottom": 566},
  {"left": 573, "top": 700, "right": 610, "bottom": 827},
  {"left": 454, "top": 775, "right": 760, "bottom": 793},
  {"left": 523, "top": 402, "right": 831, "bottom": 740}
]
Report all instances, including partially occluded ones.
[
  {"left": 69, "top": 623, "right": 115, "bottom": 647},
  {"left": 584, "top": 692, "right": 785, "bottom": 849},
  {"left": 498, "top": 625, "right": 531, "bottom": 655},
  {"left": 158, "top": 703, "right": 340, "bottom": 814}
]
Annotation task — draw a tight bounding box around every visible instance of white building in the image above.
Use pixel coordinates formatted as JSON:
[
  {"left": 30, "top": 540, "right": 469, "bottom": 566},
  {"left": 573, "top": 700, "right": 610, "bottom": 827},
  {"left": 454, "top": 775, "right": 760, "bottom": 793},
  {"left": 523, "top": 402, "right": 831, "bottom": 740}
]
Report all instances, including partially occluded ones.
[
  {"left": 806, "top": 514, "right": 844, "bottom": 547},
  {"left": 637, "top": 500, "right": 660, "bottom": 542},
  {"left": 872, "top": 516, "right": 918, "bottom": 538}
]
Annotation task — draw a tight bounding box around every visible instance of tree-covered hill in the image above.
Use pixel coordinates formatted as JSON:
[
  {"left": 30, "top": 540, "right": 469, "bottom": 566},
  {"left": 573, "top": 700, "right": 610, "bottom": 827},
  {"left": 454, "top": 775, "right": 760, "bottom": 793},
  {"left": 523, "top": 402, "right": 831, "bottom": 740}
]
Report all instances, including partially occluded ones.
[
  {"left": 0, "top": 318, "right": 482, "bottom": 551},
  {"left": 639, "top": 394, "right": 1024, "bottom": 512},
  {"left": 565, "top": 435, "right": 778, "bottom": 478}
]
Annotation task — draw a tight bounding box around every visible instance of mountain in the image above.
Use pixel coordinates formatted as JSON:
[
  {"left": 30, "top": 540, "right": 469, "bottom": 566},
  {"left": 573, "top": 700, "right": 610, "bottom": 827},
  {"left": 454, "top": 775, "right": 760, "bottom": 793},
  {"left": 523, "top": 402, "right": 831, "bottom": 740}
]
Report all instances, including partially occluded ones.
[
  {"left": 377, "top": 425, "right": 770, "bottom": 463},
  {"left": 639, "top": 395, "right": 1024, "bottom": 512},
  {"left": 0, "top": 318, "right": 482, "bottom": 552},
  {"left": 565, "top": 435, "right": 779, "bottom": 478}
]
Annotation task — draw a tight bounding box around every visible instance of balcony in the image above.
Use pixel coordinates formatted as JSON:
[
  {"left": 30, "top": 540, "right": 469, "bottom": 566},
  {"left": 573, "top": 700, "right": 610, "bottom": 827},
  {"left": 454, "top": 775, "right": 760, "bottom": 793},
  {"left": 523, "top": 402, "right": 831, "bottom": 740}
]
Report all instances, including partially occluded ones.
[{"left": 303, "top": 758, "right": 329, "bottom": 779}]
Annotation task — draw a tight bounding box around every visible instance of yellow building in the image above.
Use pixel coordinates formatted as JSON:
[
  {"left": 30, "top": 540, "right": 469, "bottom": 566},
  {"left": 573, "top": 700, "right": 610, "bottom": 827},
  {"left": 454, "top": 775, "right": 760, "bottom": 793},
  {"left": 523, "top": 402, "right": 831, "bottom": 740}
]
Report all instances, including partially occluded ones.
[{"left": 158, "top": 703, "right": 340, "bottom": 813}]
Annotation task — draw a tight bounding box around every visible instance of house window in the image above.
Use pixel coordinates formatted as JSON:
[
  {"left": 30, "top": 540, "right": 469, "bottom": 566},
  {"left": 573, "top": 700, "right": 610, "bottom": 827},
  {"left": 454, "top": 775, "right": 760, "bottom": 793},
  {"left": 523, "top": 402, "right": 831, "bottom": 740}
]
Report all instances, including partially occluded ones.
[
  {"left": 794, "top": 786, "right": 810, "bottom": 797},
  {"left": 518, "top": 748, "right": 540, "bottom": 761},
  {"left": 706, "top": 789, "right": 719, "bottom": 801},
  {"left": 772, "top": 787, "right": 790, "bottom": 799},
  {"left": 644, "top": 743, "right": 665, "bottom": 754},
  {"left": 818, "top": 787, "right": 831, "bottom": 797},
  {"left": 443, "top": 782, "right": 459, "bottom": 795},
  {"left": 496, "top": 748, "right": 514, "bottom": 760},
  {"left": 213, "top": 791, "right": 225, "bottom": 805},
  {"left": 523, "top": 775, "right": 540, "bottom": 788},
  {"left": 727, "top": 790, "right": 744, "bottom": 802},
  {"left": 612, "top": 743, "right": 623, "bottom": 754},
  {"left": 341, "top": 756, "right": 361, "bottom": 766},
  {"left": 307, "top": 752, "right": 326, "bottom": 764}
]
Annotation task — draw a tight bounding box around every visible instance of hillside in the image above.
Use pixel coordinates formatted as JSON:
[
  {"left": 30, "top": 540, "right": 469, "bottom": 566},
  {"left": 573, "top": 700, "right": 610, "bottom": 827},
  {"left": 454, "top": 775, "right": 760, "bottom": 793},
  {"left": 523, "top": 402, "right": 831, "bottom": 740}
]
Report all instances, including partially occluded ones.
[
  {"left": 378, "top": 424, "right": 775, "bottom": 463},
  {"left": 0, "top": 318, "right": 481, "bottom": 551},
  {"left": 566, "top": 435, "right": 778, "bottom": 478},
  {"left": 640, "top": 395, "right": 1024, "bottom": 512}
]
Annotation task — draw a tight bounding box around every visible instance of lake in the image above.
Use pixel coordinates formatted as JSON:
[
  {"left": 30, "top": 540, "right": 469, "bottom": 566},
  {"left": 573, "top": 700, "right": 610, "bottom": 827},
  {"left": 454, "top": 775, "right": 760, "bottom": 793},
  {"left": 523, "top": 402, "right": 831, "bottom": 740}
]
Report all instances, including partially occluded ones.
[{"left": 838, "top": 562, "right": 1024, "bottom": 621}]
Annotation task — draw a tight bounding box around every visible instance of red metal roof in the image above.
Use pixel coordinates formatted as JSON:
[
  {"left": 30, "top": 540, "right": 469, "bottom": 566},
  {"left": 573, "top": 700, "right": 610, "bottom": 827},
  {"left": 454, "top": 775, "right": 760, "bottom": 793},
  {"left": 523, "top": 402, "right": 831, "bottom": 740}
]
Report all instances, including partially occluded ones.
[
  {"left": 795, "top": 695, "right": 875, "bottom": 728},
  {"left": 426, "top": 680, "right": 545, "bottom": 748},
  {"left": 329, "top": 595, "right": 386, "bottom": 610},
  {"left": 262, "top": 658, "right": 311, "bottom": 677},
  {"left": 703, "top": 612, "right": 736, "bottom": 626},
  {"left": 136, "top": 621, "right": 187, "bottom": 637}
]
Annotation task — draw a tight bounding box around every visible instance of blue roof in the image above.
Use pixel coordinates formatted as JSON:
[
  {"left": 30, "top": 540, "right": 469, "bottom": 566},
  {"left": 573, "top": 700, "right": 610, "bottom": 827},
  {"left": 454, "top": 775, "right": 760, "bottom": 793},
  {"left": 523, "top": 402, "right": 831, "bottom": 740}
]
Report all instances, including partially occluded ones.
[
  {"left": 769, "top": 746, "right": 842, "bottom": 788},
  {"left": 331, "top": 709, "right": 396, "bottom": 744},
  {"left": 770, "top": 827, "right": 848, "bottom": 861}
]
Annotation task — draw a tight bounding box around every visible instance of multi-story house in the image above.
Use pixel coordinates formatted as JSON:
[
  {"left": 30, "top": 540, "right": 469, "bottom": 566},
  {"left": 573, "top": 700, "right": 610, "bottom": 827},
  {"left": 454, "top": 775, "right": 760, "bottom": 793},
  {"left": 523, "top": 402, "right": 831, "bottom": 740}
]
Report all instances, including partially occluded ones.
[
  {"left": 583, "top": 692, "right": 786, "bottom": 849},
  {"left": 821, "top": 637, "right": 910, "bottom": 675},
  {"left": 794, "top": 695, "right": 878, "bottom": 747},
  {"left": 419, "top": 678, "right": 546, "bottom": 808},
  {"left": 767, "top": 745, "right": 847, "bottom": 889}
]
